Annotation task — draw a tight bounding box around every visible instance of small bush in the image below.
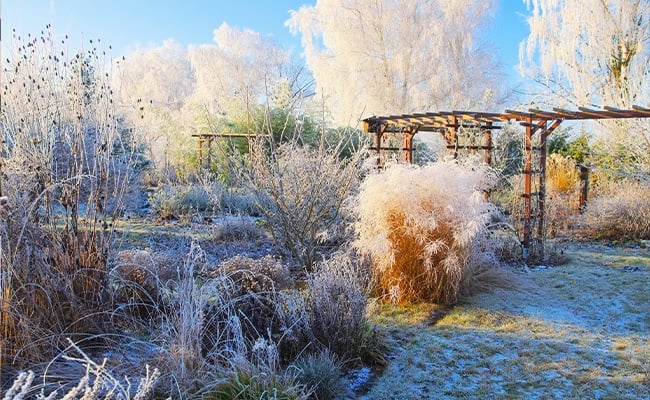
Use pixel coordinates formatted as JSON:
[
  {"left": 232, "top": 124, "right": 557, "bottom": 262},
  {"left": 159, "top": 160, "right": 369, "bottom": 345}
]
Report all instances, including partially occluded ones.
[
  {"left": 306, "top": 253, "right": 371, "bottom": 359},
  {"left": 220, "top": 187, "right": 263, "bottom": 216},
  {"left": 3, "top": 340, "right": 160, "bottom": 399},
  {"left": 218, "top": 256, "right": 294, "bottom": 355},
  {"left": 582, "top": 180, "right": 650, "bottom": 240},
  {"left": 354, "top": 159, "right": 500, "bottom": 305},
  {"left": 206, "top": 366, "right": 311, "bottom": 400},
  {"left": 238, "top": 139, "right": 362, "bottom": 269},
  {"left": 148, "top": 185, "right": 215, "bottom": 219},
  {"left": 109, "top": 250, "right": 178, "bottom": 320},
  {"left": 213, "top": 217, "right": 266, "bottom": 242},
  {"left": 216, "top": 255, "right": 292, "bottom": 294},
  {"left": 272, "top": 252, "right": 383, "bottom": 366},
  {"left": 292, "top": 349, "right": 345, "bottom": 400},
  {"left": 273, "top": 290, "right": 315, "bottom": 364}
]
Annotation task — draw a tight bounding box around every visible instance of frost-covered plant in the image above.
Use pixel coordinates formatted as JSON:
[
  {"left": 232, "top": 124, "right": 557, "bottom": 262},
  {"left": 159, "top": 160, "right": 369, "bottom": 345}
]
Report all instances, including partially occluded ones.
[
  {"left": 148, "top": 184, "right": 215, "bottom": 219},
  {"left": 271, "top": 251, "right": 382, "bottom": 366},
  {"left": 152, "top": 245, "right": 304, "bottom": 398},
  {"left": 212, "top": 255, "right": 293, "bottom": 344},
  {"left": 291, "top": 349, "right": 345, "bottom": 400},
  {"left": 216, "top": 255, "right": 292, "bottom": 294},
  {"left": 354, "top": 159, "right": 499, "bottom": 304},
  {"left": 545, "top": 153, "right": 583, "bottom": 233},
  {"left": 306, "top": 252, "right": 371, "bottom": 358},
  {"left": 546, "top": 153, "right": 580, "bottom": 194},
  {"left": 582, "top": 180, "right": 650, "bottom": 240},
  {"left": 212, "top": 217, "right": 265, "bottom": 242},
  {"left": 153, "top": 241, "right": 245, "bottom": 395},
  {"left": 0, "top": 26, "right": 136, "bottom": 366},
  {"left": 219, "top": 187, "right": 262, "bottom": 216},
  {"left": 3, "top": 340, "right": 159, "bottom": 400},
  {"left": 239, "top": 136, "right": 363, "bottom": 269},
  {"left": 205, "top": 365, "right": 312, "bottom": 400}
]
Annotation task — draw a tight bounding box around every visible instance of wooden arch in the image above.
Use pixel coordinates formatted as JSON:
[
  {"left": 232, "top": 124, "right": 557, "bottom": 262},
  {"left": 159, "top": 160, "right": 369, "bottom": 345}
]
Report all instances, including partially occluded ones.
[
  {"left": 192, "top": 133, "right": 271, "bottom": 166},
  {"left": 363, "top": 105, "right": 650, "bottom": 259}
]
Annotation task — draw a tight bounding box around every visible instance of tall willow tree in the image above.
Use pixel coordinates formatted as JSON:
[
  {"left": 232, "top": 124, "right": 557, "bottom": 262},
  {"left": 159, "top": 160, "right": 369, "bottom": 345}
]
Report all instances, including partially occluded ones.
[
  {"left": 519, "top": 0, "right": 650, "bottom": 179},
  {"left": 519, "top": 0, "right": 650, "bottom": 108},
  {"left": 286, "top": 0, "right": 504, "bottom": 127}
]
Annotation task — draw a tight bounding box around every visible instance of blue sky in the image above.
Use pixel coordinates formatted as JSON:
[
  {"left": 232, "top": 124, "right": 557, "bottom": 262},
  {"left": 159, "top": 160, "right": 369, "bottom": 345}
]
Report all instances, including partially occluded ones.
[{"left": 1, "top": 0, "right": 530, "bottom": 76}]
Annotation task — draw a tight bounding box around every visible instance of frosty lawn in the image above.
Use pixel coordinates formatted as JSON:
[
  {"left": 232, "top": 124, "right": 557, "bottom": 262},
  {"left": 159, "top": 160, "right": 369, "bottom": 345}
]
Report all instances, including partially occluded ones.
[{"left": 356, "top": 241, "right": 649, "bottom": 399}]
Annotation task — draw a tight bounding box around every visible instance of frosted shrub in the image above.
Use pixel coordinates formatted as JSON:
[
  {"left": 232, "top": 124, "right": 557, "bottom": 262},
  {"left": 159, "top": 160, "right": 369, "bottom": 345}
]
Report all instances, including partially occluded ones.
[
  {"left": 154, "top": 242, "right": 258, "bottom": 396},
  {"left": 216, "top": 255, "right": 292, "bottom": 294},
  {"left": 212, "top": 217, "right": 265, "bottom": 242},
  {"left": 547, "top": 153, "right": 580, "bottom": 194},
  {"left": 240, "top": 140, "right": 362, "bottom": 269},
  {"left": 213, "top": 255, "right": 293, "bottom": 343},
  {"left": 291, "top": 349, "right": 345, "bottom": 400},
  {"left": 582, "top": 180, "right": 650, "bottom": 240},
  {"left": 273, "top": 252, "right": 382, "bottom": 365},
  {"left": 156, "top": 242, "right": 219, "bottom": 392},
  {"left": 354, "top": 159, "right": 499, "bottom": 304},
  {"left": 148, "top": 184, "right": 215, "bottom": 220},
  {"left": 3, "top": 340, "right": 159, "bottom": 400},
  {"left": 306, "top": 252, "right": 371, "bottom": 359}
]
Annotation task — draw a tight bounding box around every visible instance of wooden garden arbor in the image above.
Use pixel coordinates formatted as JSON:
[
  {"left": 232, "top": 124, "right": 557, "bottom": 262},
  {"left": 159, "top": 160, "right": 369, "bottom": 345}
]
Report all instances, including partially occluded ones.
[
  {"left": 192, "top": 133, "right": 271, "bottom": 166},
  {"left": 363, "top": 105, "right": 650, "bottom": 258}
]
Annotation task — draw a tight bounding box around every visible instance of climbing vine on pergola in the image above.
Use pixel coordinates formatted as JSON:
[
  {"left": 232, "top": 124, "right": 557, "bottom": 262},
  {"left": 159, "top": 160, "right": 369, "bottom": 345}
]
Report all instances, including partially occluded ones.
[{"left": 363, "top": 105, "right": 650, "bottom": 259}]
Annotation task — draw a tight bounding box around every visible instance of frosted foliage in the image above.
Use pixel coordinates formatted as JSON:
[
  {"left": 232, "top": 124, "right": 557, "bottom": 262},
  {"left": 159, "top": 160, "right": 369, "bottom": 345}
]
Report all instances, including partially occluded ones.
[
  {"left": 286, "top": 0, "right": 501, "bottom": 126},
  {"left": 111, "top": 25, "right": 295, "bottom": 167},
  {"left": 354, "top": 160, "right": 498, "bottom": 304},
  {"left": 113, "top": 40, "right": 193, "bottom": 110},
  {"left": 519, "top": 0, "right": 650, "bottom": 107},
  {"left": 113, "top": 25, "right": 290, "bottom": 119},
  {"left": 186, "top": 23, "right": 290, "bottom": 115}
]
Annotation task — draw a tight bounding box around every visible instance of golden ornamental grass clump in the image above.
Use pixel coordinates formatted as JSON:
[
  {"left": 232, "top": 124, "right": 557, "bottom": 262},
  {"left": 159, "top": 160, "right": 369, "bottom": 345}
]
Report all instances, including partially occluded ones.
[
  {"left": 546, "top": 153, "right": 580, "bottom": 194},
  {"left": 354, "top": 160, "right": 498, "bottom": 305}
]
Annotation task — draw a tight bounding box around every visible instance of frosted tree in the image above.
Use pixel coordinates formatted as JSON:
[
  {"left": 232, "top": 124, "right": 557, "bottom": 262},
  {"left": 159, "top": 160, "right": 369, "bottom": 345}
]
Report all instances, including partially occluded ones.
[
  {"left": 112, "top": 24, "right": 314, "bottom": 171},
  {"left": 286, "top": 0, "right": 503, "bottom": 126},
  {"left": 519, "top": 0, "right": 650, "bottom": 179},
  {"left": 112, "top": 40, "right": 194, "bottom": 169},
  {"left": 185, "top": 23, "right": 295, "bottom": 132},
  {"left": 113, "top": 39, "right": 193, "bottom": 110},
  {"left": 519, "top": 0, "right": 650, "bottom": 108}
]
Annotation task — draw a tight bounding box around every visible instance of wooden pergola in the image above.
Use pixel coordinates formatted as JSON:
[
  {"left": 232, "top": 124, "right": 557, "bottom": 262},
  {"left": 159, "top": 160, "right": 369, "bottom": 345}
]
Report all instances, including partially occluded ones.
[
  {"left": 191, "top": 133, "right": 271, "bottom": 166},
  {"left": 363, "top": 105, "right": 650, "bottom": 258}
]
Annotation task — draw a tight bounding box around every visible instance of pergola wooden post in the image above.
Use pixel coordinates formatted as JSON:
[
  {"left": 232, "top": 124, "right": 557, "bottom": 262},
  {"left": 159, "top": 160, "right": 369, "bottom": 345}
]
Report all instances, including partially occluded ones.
[
  {"left": 373, "top": 125, "right": 384, "bottom": 165},
  {"left": 448, "top": 114, "right": 459, "bottom": 159},
  {"left": 403, "top": 128, "right": 416, "bottom": 163},
  {"left": 192, "top": 133, "right": 271, "bottom": 167},
  {"left": 362, "top": 105, "right": 650, "bottom": 260},
  {"left": 483, "top": 123, "right": 493, "bottom": 165},
  {"left": 196, "top": 136, "right": 205, "bottom": 165},
  {"left": 578, "top": 165, "right": 590, "bottom": 211},
  {"left": 522, "top": 117, "right": 533, "bottom": 256}
]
